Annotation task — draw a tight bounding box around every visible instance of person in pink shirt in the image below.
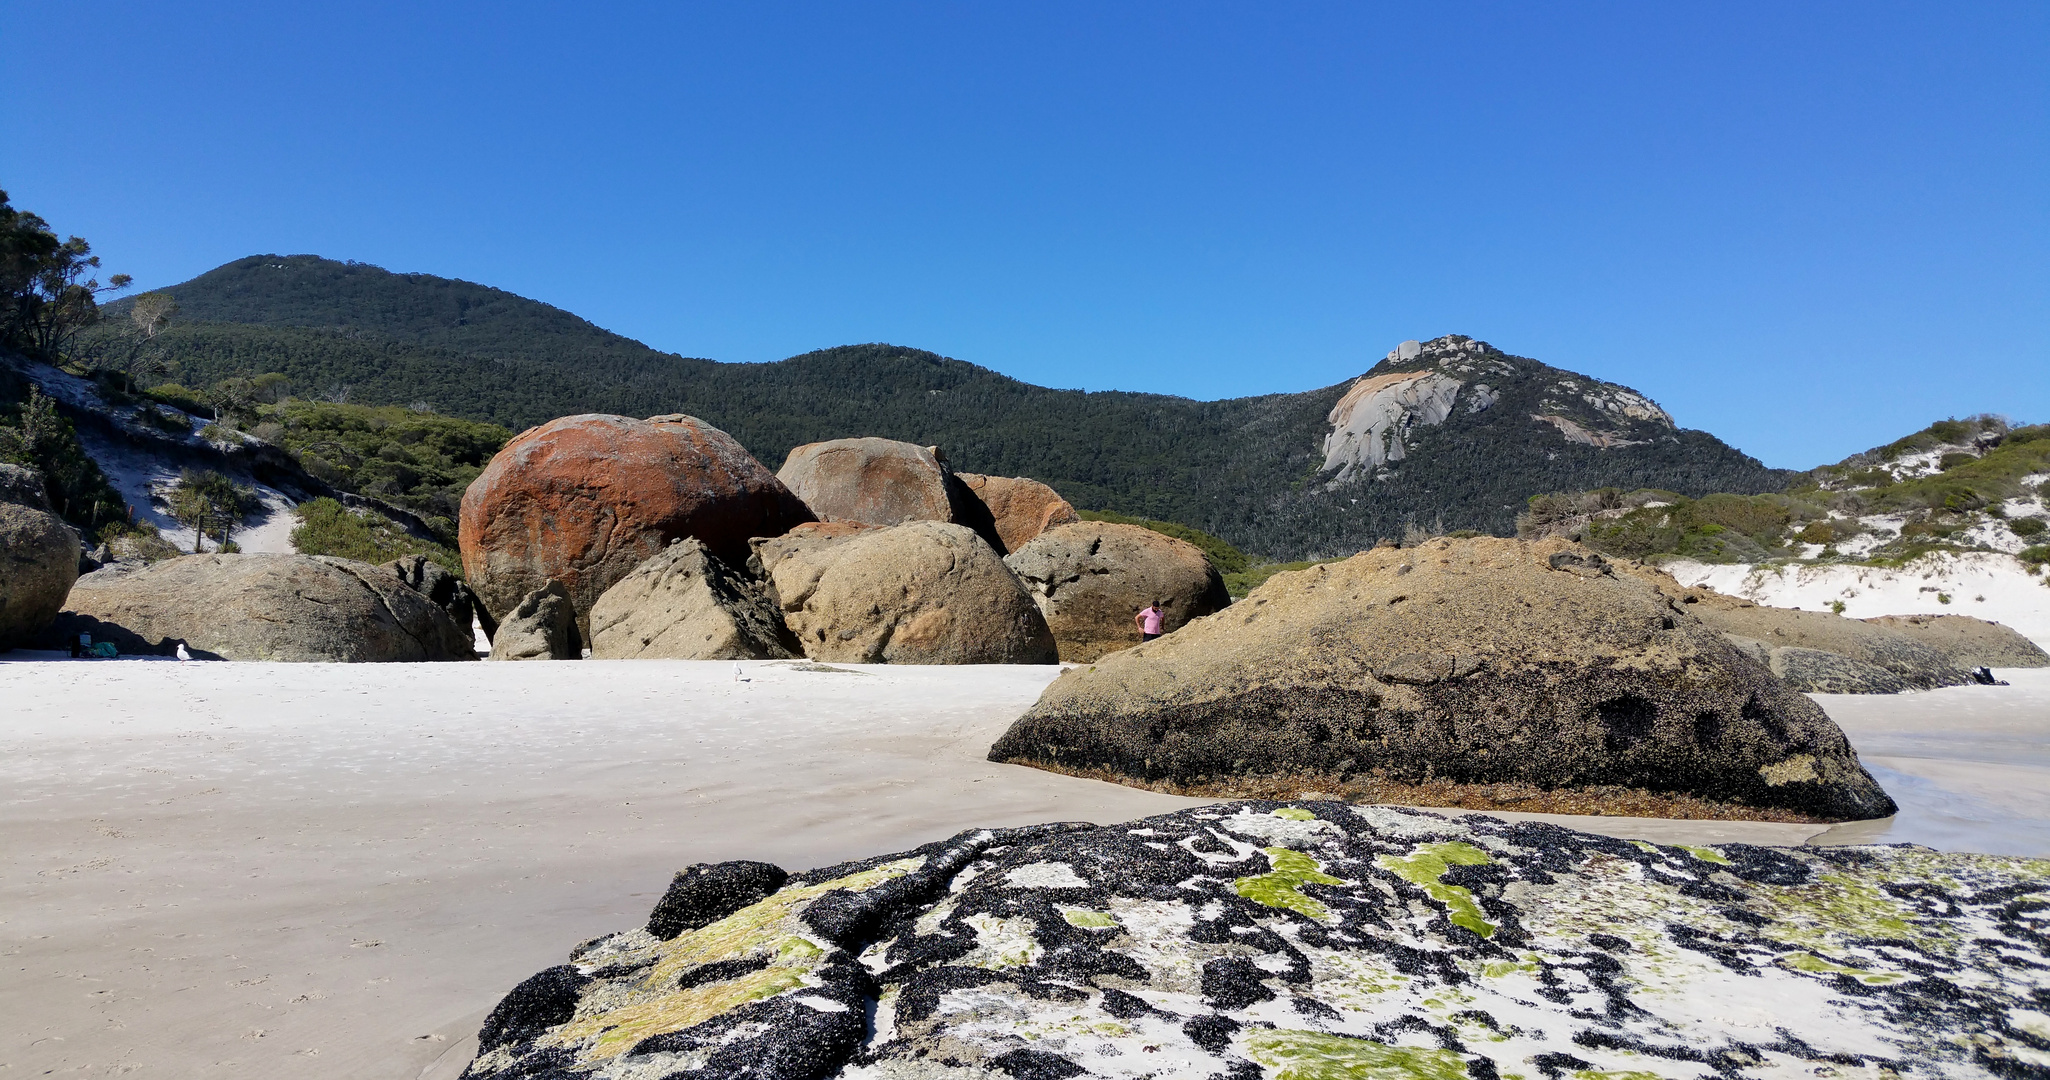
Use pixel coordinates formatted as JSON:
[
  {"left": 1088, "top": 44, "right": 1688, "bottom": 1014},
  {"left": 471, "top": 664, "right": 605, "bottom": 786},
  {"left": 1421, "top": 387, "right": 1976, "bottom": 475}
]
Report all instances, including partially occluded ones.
[{"left": 1135, "top": 600, "right": 1165, "bottom": 642}]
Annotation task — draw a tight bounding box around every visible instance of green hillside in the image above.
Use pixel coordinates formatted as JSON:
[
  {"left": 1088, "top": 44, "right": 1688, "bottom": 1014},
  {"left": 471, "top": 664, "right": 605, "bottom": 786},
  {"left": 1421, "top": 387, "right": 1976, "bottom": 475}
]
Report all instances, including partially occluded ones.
[{"left": 94, "top": 255, "right": 1792, "bottom": 559}]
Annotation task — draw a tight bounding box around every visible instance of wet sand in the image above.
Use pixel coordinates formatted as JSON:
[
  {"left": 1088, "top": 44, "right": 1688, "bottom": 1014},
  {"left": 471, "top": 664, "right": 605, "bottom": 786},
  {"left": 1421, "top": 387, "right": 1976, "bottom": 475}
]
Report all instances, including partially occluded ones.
[{"left": 2, "top": 659, "right": 2044, "bottom": 1078}]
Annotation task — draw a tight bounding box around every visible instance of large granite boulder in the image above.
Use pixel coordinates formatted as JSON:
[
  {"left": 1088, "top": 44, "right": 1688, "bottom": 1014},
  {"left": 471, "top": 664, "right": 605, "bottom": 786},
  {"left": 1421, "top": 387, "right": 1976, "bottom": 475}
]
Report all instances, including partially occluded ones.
[
  {"left": 1, "top": 501, "right": 79, "bottom": 649},
  {"left": 991, "top": 537, "right": 1894, "bottom": 821},
  {"left": 0, "top": 462, "right": 49, "bottom": 509},
  {"left": 1862, "top": 613, "right": 2049, "bottom": 669},
  {"left": 460, "top": 803, "right": 2050, "bottom": 1080},
  {"left": 1623, "top": 574, "right": 1979, "bottom": 692},
  {"left": 383, "top": 554, "right": 494, "bottom": 644},
  {"left": 1004, "top": 520, "right": 1232, "bottom": 662},
  {"left": 53, "top": 553, "right": 473, "bottom": 661},
  {"left": 487, "top": 580, "right": 582, "bottom": 661},
  {"left": 459, "top": 413, "right": 812, "bottom": 637},
  {"left": 775, "top": 438, "right": 957, "bottom": 529},
  {"left": 954, "top": 473, "right": 1079, "bottom": 554},
  {"left": 590, "top": 538, "right": 797, "bottom": 660},
  {"left": 757, "top": 520, "right": 1056, "bottom": 665}
]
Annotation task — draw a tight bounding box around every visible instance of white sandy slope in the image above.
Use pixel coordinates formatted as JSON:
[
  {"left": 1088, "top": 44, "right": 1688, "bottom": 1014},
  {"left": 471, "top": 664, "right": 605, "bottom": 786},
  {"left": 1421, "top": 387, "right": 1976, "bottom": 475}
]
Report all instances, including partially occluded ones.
[
  {"left": 4, "top": 659, "right": 2047, "bottom": 1079},
  {"left": 1666, "top": 551, "right": 2050, "bottom": 648}
]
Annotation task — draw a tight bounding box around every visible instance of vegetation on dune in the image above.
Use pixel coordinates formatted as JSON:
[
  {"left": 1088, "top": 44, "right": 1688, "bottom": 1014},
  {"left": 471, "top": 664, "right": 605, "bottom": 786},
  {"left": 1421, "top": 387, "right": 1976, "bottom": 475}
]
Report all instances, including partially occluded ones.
[
  {"left": 252, "top": 400, "right": 509, "bottom": 534},
  {"left": 289, "top": 497, "right": 461, "bottom": 571},
  {"left": 165, "top": 468, "right": 259, "bottom": 553},
  {"left": 1524, "top": 415, "right": 2050, "bottom": 569}
]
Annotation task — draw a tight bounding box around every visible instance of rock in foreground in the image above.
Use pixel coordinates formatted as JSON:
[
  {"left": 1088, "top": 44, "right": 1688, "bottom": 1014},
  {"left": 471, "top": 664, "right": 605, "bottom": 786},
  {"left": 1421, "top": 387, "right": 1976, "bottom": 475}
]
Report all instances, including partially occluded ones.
[
  {"left": 461, "top": 802, "right": 2049, "bottom": 1080},
  {"left": 590, "top": 539, "right": 797, "bottom": 660},
  {"left": 1005, "top": 520, "right": 1231, "bottom": 662},
  {"left": 992, "top": 537, "right": 1894, "bottom": 821},
  {"left": 759, "top": 520, "right": 1056, "bottom": 665},
  {"left": 460, "top": 413, "right": 812, "bottom": 636},
  {"left": 0, "top": 501, "right": 79, "bottom": 649},
  {"left": 54, "top": 554, "right": 473, "bottom": 661}
]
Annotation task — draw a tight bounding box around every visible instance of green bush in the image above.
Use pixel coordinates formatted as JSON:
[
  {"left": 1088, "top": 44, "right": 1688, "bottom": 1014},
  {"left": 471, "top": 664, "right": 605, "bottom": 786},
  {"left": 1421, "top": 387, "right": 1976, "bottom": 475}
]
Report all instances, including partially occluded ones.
[
  {"left": 2011, "top": 517, "right": 2047, "bottom": 538},
  {"left": 289, "top": 497, "right": 461, "bottom": 571},
  {"left": 264, "top": 401, "right": 509, "bottom": 534},
  {"left": 2021, "top": 545, "right": 2050, "bottom": 567},
  {"left": 1078, "top": 509, "right": 1250, "bottom": 575},
  {"left": 1223, "top": 559, "right": 1343, "bottom": 599},
  {"left": 145, "top": 383, "right": 209, "bottom": 415}
]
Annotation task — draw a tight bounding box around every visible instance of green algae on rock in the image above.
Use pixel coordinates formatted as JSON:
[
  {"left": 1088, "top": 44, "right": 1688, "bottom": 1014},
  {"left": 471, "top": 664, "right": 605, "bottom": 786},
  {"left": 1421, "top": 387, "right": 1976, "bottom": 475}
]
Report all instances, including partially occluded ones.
[{"left": 461, "top": 803, "right": 2049, "bottom": 1080}]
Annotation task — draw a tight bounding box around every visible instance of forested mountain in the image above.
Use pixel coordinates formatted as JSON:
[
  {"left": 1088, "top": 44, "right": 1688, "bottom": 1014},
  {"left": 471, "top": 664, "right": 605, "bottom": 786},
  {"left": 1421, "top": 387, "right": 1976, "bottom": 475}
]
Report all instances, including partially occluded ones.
[{"left": 96, "top": 255, "right": 1790, "bottom": 559}]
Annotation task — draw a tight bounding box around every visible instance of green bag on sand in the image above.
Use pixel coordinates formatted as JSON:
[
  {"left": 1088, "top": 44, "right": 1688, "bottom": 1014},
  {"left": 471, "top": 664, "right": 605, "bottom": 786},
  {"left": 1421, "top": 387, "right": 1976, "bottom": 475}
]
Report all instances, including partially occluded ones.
[{"left": 91, "top": 642, "right": 118, "bottom": 658}]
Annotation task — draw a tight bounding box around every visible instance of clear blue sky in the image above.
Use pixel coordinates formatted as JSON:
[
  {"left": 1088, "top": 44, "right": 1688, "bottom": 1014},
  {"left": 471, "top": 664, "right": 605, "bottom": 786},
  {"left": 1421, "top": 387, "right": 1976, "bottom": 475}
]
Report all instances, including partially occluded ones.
[{"left": 4, "top": 2, "right": 2043, "bottom": 468}]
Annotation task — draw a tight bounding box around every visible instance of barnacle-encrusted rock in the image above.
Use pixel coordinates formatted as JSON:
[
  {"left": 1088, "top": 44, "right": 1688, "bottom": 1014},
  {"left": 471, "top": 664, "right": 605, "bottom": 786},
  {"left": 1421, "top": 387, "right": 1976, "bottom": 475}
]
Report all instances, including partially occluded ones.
[
  {"left": 1617, "top": 568, "right": 1980, "bottom": 693},
  {"left": 1861, "top": 613, "right": 2050, "bottom": 670},
  {"left": 992, "top": 536, "right": 1895, "bottom": 821},
  {"left": 461, "top": 803, "right": 2050, "bottom": 1080}
]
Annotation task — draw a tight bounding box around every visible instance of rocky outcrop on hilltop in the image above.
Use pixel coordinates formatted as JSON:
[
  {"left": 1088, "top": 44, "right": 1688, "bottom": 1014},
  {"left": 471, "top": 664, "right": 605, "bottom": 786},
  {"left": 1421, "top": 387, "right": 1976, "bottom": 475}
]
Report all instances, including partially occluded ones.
[
  {"left": 1625, "top": 574, "right": 1980, "bottom": 693},
  {"left": 1003, "top": 520, "right": 1231, "bottom": 662},
  {"left": 1320, "top": 336, "right": 1678, "bottom": 485},
  {"left": 991, "top": 537, "right": 1894, "bottom": 821},
  {"left": 459, "top": 414, "right": 814, "bottom": 636},
  {"left": 1863, "top": 613, "right": 2050, "bottom": 669},
  {"left": 458, "top": 802, "right": 2050, "bottom": 1080},
  {"left": 754, "top": 520, "right": 1055, "bottom": 665},
  {"left": 954, "top": 473, "right": 1079, "bottom": 554},
  {"left": 1, "top": 499, "right": 79, "bottom": 649},
  {"left": 487, "top": 580, "right": 583, "bottom": 661},
  {"left": 590, "top": 538, "right": 797, "bottom": 660},
  {"left": 53, "top": 553, "right": 473, "bottom": 661}
]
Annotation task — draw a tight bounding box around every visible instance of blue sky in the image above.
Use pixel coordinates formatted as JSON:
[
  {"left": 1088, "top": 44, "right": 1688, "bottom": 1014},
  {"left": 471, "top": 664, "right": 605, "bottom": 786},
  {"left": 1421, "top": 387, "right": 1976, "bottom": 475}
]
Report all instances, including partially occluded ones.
[{"left": 3, "top": 2, "right": 2043, "bottom": 468}]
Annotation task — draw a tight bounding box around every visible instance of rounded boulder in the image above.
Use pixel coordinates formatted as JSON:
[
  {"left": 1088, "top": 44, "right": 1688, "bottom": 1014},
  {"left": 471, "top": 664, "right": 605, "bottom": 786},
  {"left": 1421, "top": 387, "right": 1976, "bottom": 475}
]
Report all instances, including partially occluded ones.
[
  {"left": 1, "top": 502, "right": 80, "bottom": 649},
  {"left": 764, "top": 520, "right": 1056, "bottom": 665},
  {"left": 54, "top": 553, "right": 474, "bottom": 661},
  {"left": 1004, "top": 521, "right": 1230, "bottom": 663},
  {"left": 775, "top": 438, "right": 957, "bottom": 529},
  {"left": 460, "top": 414, "right": 812, "bottom": 635}
]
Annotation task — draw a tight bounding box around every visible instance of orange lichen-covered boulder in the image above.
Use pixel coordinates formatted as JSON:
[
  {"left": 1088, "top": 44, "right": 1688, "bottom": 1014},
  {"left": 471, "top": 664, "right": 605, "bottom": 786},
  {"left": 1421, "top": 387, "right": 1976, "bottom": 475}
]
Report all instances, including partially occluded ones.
[
  {"left": 954, "top": 473, "right": 1079, "bottom": 555},
  {"left": 460, "top": 414, "right": 812, "bottom": 632}
]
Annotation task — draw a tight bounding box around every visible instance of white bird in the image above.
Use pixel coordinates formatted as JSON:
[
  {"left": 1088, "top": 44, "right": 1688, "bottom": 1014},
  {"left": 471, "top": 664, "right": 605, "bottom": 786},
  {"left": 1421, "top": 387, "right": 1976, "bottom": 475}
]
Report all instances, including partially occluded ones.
[{"left": 175, "top": 643, "right": 191, "bottom": 661}]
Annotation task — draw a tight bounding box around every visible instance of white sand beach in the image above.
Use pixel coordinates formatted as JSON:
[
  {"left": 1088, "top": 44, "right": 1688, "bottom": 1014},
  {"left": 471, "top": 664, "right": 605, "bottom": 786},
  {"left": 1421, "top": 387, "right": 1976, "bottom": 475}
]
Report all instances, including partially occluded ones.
[{"left": 3, "top": 658, "right": 2047, "bottom": 1079}]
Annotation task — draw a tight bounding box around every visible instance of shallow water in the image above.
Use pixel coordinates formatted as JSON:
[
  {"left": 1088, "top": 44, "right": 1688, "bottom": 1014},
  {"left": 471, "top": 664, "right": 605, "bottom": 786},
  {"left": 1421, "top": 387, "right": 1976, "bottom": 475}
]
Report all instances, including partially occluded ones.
[{"left": 1808, "top": 668, "right": 2050, "bottom": 857}]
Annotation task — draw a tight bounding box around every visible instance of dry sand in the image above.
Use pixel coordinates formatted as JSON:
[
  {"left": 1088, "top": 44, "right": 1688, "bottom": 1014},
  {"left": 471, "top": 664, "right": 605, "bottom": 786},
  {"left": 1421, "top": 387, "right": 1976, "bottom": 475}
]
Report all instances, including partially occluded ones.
[{"left": 3, "top": 659, "right": 2046, "bottom": 1079}]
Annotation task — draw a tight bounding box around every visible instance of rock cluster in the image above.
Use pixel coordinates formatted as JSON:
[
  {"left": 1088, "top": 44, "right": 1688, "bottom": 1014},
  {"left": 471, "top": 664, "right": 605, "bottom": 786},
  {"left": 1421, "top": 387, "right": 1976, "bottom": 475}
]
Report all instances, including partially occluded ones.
[
  {"left": 1004, "top": 520, "right": 1230, "bottom": 662},
  {"left": 383, "top": 554, "right": 494, "bottom": 644},
  {"left": 461, "top": 802, "right": 2050, "bottom": 1080},
  {"left": 991, "top": 537, "right": 1894, "bottom": 822},
  {"left": 53, "top": 554, "right": 474, "bottom": 661},
  {"left": 454, "top": 424, "right": 1201, "bottom": 664},
  {"left": 0, "top": 468, "right": 78, "bottom": 650},
  {"left": 459, "top": 413, "right": 814, "bottom": 637}
]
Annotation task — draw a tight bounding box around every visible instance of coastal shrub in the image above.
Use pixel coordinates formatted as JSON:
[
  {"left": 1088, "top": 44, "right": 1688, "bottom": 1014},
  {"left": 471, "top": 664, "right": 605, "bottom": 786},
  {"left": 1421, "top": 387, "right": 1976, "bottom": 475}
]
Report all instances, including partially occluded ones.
[
  {"left": 1938, "top": 452, "right": 1978, "bottom": 471},
  {"left": 2021, "top": 545, "right": 2050, "bottom": 568},
  {"left": 290, "top": 496, "right": 461, "bottom": 572},
  {"left": 1224, "top": 559, "right": 1344, "bottom": 599},
  {"left": 261, "top": 400, "right": 508, "bottom": 533},
  {"left": 2011, "top": 517, "right": 2047, "bottom": 538},
  {"left": 144, "top": 383, "right": 209, "bottom": 415}
]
